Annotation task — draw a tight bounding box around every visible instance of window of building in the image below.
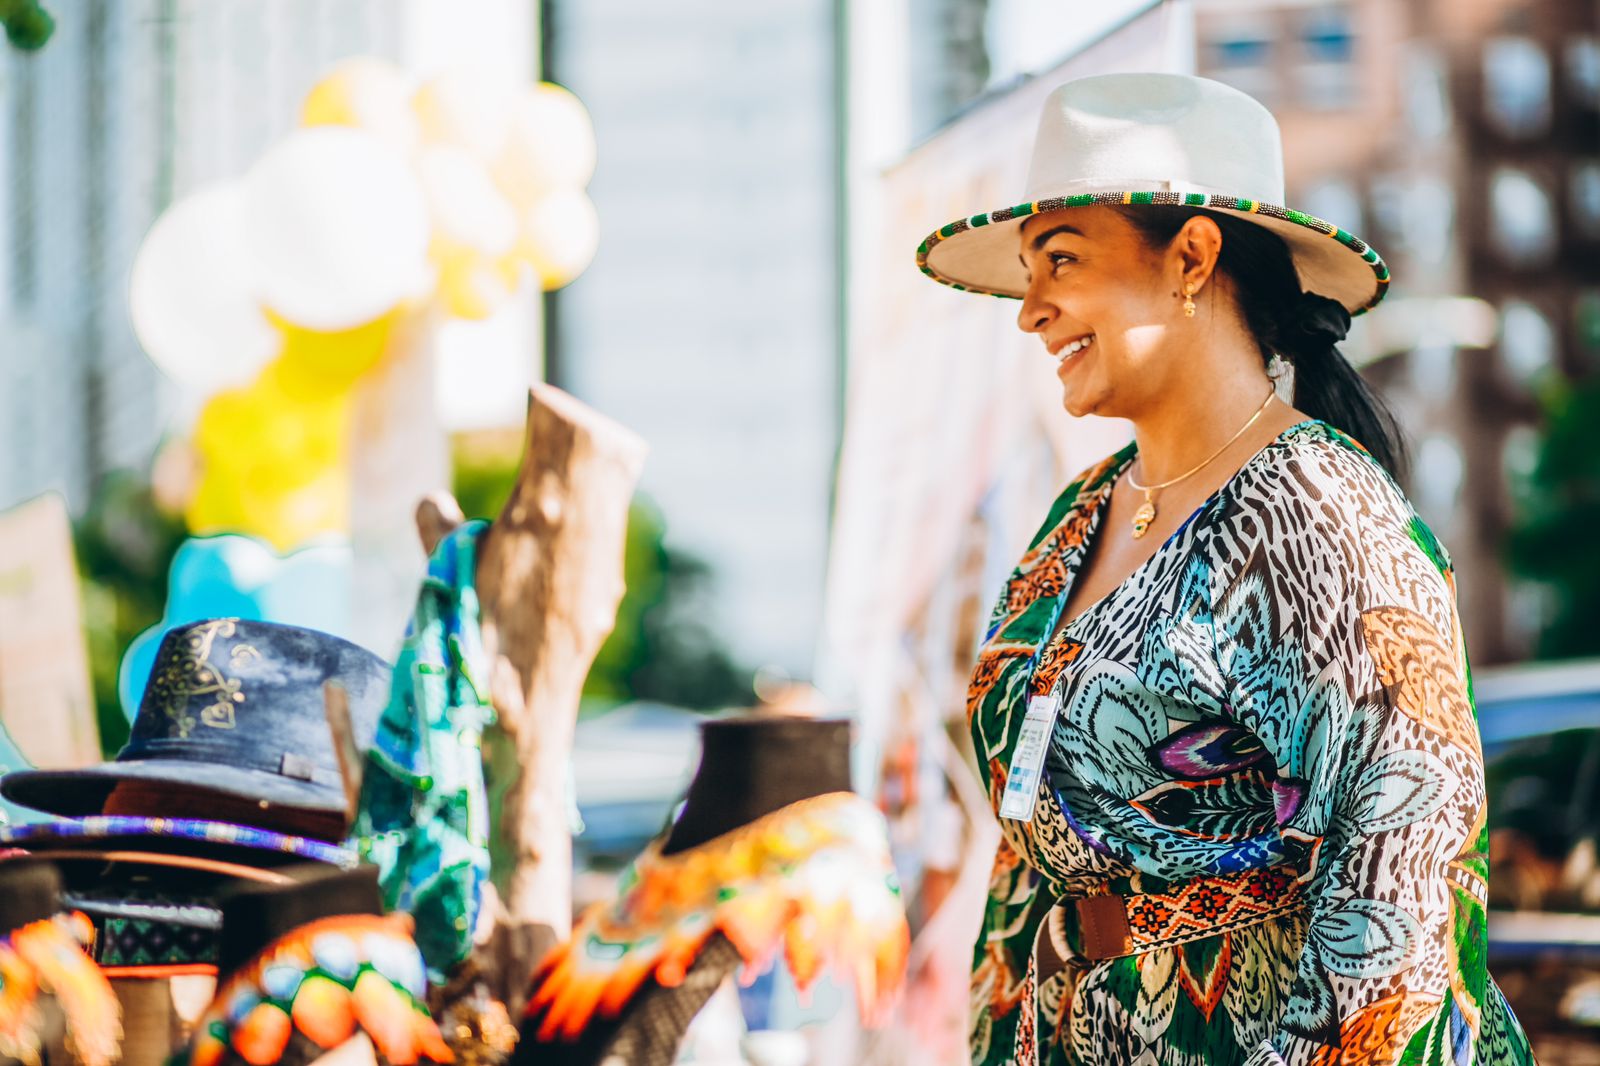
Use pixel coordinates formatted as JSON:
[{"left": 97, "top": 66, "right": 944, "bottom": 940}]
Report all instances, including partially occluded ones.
[
  {"left": 1500, "top": 423, "right": 1541, "bottom": 497},
  {"left": 1576, "top": 289, "right": 1600, "bottom": 370},
  {"left": 1401, "top": 43, "right": 1452, "bottom": 142},
  {"left": 1299, "top": 6, "right": 1353, "bottom": 63},
  {"left": 1209, "top": 32, "right": 1272, "bottom": 69},
  {"left": 1292, "top": 6, "right": 1356, "bottom": 110},
  {"left": 1414, "top": 432, "right": 1465, "bottom": 527},
  {"left": 1483, "top": 36, "right": 1552, "bottom": 139},
  {"left": 1565, "top": 36, "right": 1600, "bottom": 110},
  {"left": 1570, "top": 160, "right": 1600, "bottom": 240},
  {"left": 1489, "top": 167, "right": 1557, "bottom": 268},
  {"left": 1499, "top": 299, "right": 1558, "bottom": 386},
  {"left": 1300, "top": 178, "right": 1364, "bottom": 242},
  {"left": 1367, "top": 172, "right": 1452, "bottom": 267},
  {"left": 1407, "top": 342, "right": 1457, "bottom": 399},
  {"left": 1201, "top": 18, "right": 1278, "bottom": 106},
  {"left": 1504, "top": 578, "right": 1553, "bottom": 655}
]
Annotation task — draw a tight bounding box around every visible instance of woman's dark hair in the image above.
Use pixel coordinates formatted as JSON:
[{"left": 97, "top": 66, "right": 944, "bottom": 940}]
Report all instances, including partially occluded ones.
[{"left": 1110, "top": 204, "right": 1409, "bottom": 482}]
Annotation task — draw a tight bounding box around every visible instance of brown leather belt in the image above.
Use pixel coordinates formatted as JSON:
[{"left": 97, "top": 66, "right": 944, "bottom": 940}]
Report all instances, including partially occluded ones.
[{"left": 1062, "top": 864, "right": 1306, "bottom": 961}]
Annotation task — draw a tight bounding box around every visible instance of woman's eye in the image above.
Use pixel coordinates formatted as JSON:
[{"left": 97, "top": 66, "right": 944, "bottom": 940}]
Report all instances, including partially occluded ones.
[{"left": 1049, "top": 252, "right": 1076, "bottom": 268}]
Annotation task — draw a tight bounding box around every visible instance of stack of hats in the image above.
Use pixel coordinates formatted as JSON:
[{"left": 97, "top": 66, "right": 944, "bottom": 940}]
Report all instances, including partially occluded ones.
[{"left": 0, "top": 619, "right": 390, "bottom": 977}]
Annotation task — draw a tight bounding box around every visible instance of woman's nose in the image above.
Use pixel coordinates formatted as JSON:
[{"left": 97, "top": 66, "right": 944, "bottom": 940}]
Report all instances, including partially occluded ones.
[{"left": 1017, "top": 285, "right": 1054, "bottom": 335}]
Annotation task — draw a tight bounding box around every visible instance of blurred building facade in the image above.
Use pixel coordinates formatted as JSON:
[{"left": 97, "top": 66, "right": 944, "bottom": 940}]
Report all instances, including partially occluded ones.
[
  {"left": 1194, "top": 0, "right": 1600, "bottom": 664},
  {"left": 0, "top": 0, "right": 405, "bottom": 516},
  {"left": 541, "top": 0, "right": 841, "bottom": 679}
]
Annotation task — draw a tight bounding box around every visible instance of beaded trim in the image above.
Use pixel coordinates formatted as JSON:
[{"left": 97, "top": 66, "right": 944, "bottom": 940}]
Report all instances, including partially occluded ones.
[
  {"left": 186, "top": 912, "right": 452, "bottom": 1066},
  {"left": 525, "top": 791, "right": 910, "bottom": 1041},
  {"left": 915, "top": 189, "right": 1389, "bottom": 314},
  {"left": 0, "top": 817, "right": 357, "bottom": 867},
  {"left": 0, "top": 913, "right": 121, "bottom": 1066}
]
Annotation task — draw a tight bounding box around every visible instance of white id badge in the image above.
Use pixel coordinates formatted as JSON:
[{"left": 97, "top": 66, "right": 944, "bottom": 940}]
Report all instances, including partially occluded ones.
[{"left": 998, "top": 691, "right": 1062, "bottom": 822}]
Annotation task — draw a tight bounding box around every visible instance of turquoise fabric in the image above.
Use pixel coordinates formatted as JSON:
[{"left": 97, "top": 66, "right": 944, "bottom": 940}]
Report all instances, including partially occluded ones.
[{"left": 349, "top": 519, "right": 493, "bottom": 981}]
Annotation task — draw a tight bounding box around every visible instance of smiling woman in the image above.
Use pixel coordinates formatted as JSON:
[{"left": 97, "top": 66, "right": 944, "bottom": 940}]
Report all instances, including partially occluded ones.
[{"left": 916, "top": 72, "right": 1537, "bottom": 1066}]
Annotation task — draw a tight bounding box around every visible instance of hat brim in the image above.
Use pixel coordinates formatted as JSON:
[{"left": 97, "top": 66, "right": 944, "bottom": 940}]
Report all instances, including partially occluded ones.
[
  {"left": 917, "top": 189, "right": 1389, "bottom": 315},
  {"left": 18, "top": 845, "right": 317, "bottom": 976},
  {"left": 0, "top": 816, "right": 357, "bottom": 869},
  {"left": 0, "top": 757, "right": 344, "bottom": 820}
]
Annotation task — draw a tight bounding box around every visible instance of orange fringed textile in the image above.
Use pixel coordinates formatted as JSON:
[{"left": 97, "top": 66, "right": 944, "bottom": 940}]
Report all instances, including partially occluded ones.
[
  {"left": 0, "top": 912, "right": 121, "bottom": 1066},
  {"left": 187, "top": 912, "right": 453, "bottom": 1066},
  {"left": 526, "top": 791, "right": 911, "bottom": 1042}
]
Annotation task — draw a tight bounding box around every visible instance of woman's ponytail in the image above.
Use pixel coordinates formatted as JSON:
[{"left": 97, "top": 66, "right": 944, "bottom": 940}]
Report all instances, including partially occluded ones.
[{"left": 1112, "top": 205, "right": 1410, "bottom": 483}]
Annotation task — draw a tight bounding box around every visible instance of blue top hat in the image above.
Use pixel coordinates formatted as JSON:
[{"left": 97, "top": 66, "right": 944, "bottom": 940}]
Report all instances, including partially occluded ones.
[{"left": 0, "top": 618, "right": 390, "bottom": 828}]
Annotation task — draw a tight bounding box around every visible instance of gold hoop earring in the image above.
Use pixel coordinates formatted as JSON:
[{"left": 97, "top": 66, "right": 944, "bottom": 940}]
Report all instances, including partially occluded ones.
[{"left": 1182, "top": 282, "right": 1196, "bottom": 318}]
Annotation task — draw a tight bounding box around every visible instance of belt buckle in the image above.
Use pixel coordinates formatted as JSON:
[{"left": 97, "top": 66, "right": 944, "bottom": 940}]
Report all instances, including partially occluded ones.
[{"left": 1074, "top": 893, "right": 1133, "bottom": 961}]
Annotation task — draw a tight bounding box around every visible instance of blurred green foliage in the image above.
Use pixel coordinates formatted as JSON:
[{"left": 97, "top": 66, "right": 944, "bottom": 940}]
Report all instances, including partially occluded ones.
[
  {"left": 453, "top": 436, "right": 755, "bottom": 712},
  {"left": 1, "top": 0, "right": 53, "bottom": 50},
  {"left": 73, "top": 470, "right": 187, "bottom": 757},
  {"left": 1503, "top": 376, "right": 1600, "bottom": 660}
]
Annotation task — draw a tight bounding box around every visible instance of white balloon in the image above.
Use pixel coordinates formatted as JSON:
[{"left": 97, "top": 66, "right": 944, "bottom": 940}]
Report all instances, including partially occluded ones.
[
  {"left": 129, "top": 183, "right": 281, "bottom": 393},
  {"left": 418, "top": 145, "right": 517, "bottom": 256},
  {"left": 497, "top": 83, "right": 597, "bottom": 205},
  {"left": 242, "top": 126, "right": 432, "bottom": 330},
  {"left": 520, "top": 189, "right": 599, "bottom": 290},
  {"left": 413, "top": 68, "right": 516, "bottom": 162}
]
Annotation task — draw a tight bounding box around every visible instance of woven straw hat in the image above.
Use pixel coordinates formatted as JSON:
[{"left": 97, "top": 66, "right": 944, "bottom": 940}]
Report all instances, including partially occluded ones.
[{"left": 915, "top": 71, "right": 1389, "bottom": 316}]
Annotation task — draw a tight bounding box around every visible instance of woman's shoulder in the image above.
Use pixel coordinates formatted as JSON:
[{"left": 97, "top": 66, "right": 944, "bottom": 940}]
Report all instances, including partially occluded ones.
[{"left": 1215, "top": 418, "right": 1453, "bottom": 574}]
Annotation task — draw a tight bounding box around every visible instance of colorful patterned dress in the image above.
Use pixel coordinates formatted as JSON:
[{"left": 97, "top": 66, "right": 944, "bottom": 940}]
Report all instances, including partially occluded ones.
[{"left": 966, "top": 419, "right": 1538, "bottom": 1065}]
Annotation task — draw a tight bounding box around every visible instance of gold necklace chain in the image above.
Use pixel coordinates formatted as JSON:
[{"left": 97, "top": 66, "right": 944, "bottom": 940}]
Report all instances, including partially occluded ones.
[{"left": 1124, "top": 388, "right": 1277, "bottom": 539}]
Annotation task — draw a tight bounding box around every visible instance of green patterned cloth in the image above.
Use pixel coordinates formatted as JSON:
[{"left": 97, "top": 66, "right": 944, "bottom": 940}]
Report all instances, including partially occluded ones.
[{"left": 349, "top": 519, "right": 493, "bottom": 981}]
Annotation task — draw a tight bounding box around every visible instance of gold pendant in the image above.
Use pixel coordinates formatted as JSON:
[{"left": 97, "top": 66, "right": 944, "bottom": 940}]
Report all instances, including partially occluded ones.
[{"left": 1131, "top": 497, "right": 1157, "bottom": 539}]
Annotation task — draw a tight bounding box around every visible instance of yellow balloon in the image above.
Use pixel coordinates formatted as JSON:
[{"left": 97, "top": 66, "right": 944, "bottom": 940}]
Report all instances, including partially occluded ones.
[
  {"left": 185, "top": 470, "right": 251, "bottom": 534},
  {"left": 187, "top": 341, "right": 359, "bottom": 550},
  {"left": 301, "top": 57, "right": 419, "bottom": 153},
  {"left": 187, "top": 454, "right": 348, "bottom": 550},
  {"left": 515, "top": 189, "right": 599, "bottom": 291},
  {"left": 193, "top": 386, "right": 270, "bottom": 460},
  {"left": 194, "top": 380, "right": 347, "bottom": 473},
  {"left": 433, "top": 241, "right": 525, "bottom": 320},
  {"left": 266, "top": 308, "right": 403, "bottom": 397}
]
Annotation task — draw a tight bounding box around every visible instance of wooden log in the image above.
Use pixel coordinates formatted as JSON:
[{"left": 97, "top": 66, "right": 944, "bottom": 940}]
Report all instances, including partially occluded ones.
[
  {"left": 322, "top": 682, "right": 364, "bottom": 826},
  {"left": 468, "top": 384, "right": 647, "bottom": 1009}
]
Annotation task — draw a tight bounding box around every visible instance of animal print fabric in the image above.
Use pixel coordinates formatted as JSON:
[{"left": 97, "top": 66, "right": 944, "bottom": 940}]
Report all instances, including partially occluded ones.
[{"left": 965, "top": 419, "right": 1538, "bottom": 1065}]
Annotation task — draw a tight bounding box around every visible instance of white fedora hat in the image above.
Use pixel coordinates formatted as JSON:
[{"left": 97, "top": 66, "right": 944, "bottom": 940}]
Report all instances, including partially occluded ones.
[{"left": 916, "top": 71, "right": 1390, "bottom": 316}]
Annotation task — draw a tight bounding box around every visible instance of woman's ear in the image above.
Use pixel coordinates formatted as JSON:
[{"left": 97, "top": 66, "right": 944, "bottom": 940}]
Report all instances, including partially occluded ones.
[{"left": 1173, "top": 214, "right": 1223, "bottom": 291}]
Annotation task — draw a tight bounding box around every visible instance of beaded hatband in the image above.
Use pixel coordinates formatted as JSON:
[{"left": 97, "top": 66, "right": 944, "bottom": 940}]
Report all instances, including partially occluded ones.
[
  {"left": 0, "top": 913, "right": 121, "bottom": 1066},
  {"left": 187, "top": 913, "right": 453, "bottom": 1066},
  {"left": 526, "top": 790, "right": 911, "bottom": 1041},
  {"left": 0, "top": 817, "right": 358, "bottom": 866},
  {"left": 916, "top": 189, "right": 1390, "bottom": 314}
]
